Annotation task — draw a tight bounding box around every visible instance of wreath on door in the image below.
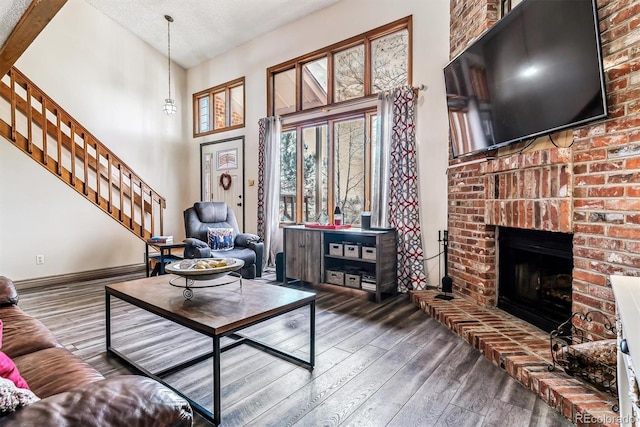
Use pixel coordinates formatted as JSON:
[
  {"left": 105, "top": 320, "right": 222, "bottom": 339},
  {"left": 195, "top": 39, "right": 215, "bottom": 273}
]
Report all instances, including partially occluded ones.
[{"left": 219, "top": 173, "right": 232, "bottom": 191}]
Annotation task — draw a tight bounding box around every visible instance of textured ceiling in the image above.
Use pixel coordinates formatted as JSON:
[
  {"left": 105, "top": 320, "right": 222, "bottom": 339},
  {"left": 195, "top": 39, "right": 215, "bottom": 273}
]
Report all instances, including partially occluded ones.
[
  {"left": 0, "top": 0, "right": 31, "bottom": 48},
  {"left": 84, "top": 0, "right": 341, "bottom": 69}
]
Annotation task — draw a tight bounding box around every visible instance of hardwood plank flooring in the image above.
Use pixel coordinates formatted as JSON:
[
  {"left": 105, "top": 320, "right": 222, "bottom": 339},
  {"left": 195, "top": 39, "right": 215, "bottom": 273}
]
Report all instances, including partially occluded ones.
[{"left": 16, "top": 273, "right": 575, "bottom": 426}]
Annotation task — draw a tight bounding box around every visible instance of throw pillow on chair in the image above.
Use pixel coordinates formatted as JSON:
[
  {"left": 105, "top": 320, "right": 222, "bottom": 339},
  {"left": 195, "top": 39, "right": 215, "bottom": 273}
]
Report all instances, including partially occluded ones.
[{"left": 207, "top": 228, "right": 234, "bottom": 251}]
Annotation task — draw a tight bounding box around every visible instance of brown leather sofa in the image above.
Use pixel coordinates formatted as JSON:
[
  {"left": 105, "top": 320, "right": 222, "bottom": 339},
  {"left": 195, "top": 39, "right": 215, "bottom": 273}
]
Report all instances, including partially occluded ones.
[{"left": 0, "top": 276, "right": 193, "bottom": 426}]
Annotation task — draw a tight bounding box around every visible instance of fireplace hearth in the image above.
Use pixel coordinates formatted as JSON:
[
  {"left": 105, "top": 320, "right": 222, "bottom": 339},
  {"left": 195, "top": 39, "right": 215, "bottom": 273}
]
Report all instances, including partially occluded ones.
[{"left": 498, "top": 227, "right": 573, "bottom": 332}]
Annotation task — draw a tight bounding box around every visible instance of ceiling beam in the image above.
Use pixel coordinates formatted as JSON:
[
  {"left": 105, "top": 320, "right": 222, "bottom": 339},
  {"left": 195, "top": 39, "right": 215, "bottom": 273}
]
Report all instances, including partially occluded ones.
[{"left": 0, "top": 0, "right": 68, "bottom": 77}]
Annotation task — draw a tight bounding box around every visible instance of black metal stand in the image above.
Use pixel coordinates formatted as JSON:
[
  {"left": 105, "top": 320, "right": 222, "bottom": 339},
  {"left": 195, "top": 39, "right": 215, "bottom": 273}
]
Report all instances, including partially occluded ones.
[{"left": 435, "top": 230, "right": 454, "bottom": 300}]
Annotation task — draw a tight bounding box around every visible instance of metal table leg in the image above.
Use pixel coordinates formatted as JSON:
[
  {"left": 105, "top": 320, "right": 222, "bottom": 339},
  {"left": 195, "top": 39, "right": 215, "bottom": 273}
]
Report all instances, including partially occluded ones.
[{"left": 213, "top": 336, "right": 221, "bottom": 426}]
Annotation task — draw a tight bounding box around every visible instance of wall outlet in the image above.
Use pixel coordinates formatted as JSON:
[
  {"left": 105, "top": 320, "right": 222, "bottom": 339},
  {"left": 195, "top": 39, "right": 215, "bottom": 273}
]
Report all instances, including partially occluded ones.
[{"left": 36, "top": 254, "right": 45, "bottom": 265}]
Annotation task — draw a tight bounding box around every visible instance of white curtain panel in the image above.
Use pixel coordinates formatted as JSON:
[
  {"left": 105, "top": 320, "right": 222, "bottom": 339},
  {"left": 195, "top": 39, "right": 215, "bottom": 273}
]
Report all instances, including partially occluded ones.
[
  {"left": 374, "top": 87, "right": 428, "bottom": 291},
  {"left": 372, "top": 91, "right": 393, "bottom": 229},
  {"left": 257, "top": 117, "right": 281, "bottom": 267}
]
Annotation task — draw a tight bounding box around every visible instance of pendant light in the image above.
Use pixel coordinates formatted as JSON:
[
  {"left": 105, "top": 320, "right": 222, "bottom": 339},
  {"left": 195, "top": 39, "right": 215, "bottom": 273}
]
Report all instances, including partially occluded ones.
[{"left": 162, "top": 15, "right": 177, "bottom": 115}]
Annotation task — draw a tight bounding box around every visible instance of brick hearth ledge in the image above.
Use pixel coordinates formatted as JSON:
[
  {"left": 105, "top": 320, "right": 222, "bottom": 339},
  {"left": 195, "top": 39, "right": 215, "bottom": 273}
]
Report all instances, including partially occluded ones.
[{"left": 410, "top": 290, "right": 619, "bottom": 427}]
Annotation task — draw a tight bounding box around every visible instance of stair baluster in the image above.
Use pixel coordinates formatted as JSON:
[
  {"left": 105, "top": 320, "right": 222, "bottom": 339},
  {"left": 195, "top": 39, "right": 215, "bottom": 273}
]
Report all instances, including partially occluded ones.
[{"left": 0, "top": 66, "right": 165, "bottom": 240}]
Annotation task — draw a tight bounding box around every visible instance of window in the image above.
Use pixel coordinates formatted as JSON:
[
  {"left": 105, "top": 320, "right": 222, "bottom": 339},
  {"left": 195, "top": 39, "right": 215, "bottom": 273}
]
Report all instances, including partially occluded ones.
[
  {"left": 267, "top": 16, "right": 411, "bottom": 116},
  {"left": 334, "top": 44, "right": 365, "bottom": 102},
  {"left": 301, "top": 57, "right": 328, "bottom": 110},
  {"left": 273, "top": 18, "right": 410, "bottom": 225},
  {"left": 193, "top": 77, "right": 245, "bottom": 137},
  {"left": 273, "top": 69, "right": 296, "bottom": 116},
  {"left": 279, "top": 111, "right": 377, "bottom": 225},
  {"left": 371, "top": 28, "right": 410, "bottom": 92}
]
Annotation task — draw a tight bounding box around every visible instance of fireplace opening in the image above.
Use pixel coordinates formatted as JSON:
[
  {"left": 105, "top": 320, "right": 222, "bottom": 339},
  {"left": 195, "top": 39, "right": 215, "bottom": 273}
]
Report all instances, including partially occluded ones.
[{"left": 498, "top": 227, "right": 573, "bottom": 333}]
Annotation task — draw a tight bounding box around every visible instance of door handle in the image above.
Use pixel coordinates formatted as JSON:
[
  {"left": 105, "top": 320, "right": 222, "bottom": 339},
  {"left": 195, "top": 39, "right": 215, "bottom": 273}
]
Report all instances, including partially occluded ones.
[{"left": 237, "top": 203, "right": 242, "bottom": 206}]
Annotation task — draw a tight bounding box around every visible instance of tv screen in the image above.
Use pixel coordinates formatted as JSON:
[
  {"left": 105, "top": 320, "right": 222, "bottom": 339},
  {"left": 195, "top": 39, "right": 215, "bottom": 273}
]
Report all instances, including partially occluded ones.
[{"left": 444, "top": 0, "right": 607, "bottom": 158}]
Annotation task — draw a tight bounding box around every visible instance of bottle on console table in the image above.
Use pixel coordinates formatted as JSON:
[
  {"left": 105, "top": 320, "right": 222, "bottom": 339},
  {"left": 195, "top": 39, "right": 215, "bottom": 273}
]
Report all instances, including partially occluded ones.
[{"left": 334, "top": 206, "right": 342, "bottom": 225}]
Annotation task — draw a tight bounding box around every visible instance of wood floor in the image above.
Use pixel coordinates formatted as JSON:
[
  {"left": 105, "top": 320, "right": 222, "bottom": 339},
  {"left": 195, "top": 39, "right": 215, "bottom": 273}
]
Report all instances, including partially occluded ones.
[{"left": 17, "top": 273, "right": 575, "bottom": 427}]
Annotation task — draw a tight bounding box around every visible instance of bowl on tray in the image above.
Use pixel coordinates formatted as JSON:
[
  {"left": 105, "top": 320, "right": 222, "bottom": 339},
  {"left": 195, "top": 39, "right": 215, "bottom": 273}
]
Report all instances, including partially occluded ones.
[{"left": 165, "top": 258, "right": 244, "bottom": 281}]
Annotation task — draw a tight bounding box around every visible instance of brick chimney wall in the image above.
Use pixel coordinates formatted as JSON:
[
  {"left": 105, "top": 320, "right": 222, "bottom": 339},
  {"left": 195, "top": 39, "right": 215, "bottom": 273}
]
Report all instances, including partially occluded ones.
[{"left": 447, "top": 0, "right": 640, "bottom": 332}]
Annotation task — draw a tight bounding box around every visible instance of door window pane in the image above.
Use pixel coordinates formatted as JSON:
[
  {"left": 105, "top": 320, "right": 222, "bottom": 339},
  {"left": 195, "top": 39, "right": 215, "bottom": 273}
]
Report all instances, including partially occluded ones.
[
  {"left": 280, "top": 130, "right": 297, "bottom": 222},
  {"left": 334, "top": 44, "right": 365, "bottom": 102},
  {"left": 302, "top": 57, "right": 327, "bottom": 110},
  {"left": 198, "top": 96, "right": 210, "bottom": 133},
  {"left": 371, "top": 28, "right": 409, "bottom": 93},
  {"left": 335, "top": 118, "right": 365, "bottom": 225},
  {"left": 230, "top": 85, "right": 244, "bottom": 126},
  {"left": 274, "top": 69, "right": 296, "bottom": 116},
  {"left": 302, "top": 124, "right": 328, "bottom": 222},
  {"left": 214, "top": 91, "right": 226, "bottom": 129}
]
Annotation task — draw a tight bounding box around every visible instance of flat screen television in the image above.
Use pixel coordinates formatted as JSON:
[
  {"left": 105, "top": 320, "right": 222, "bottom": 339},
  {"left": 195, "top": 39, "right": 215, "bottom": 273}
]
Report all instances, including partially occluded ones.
[{"left": 444, "top": 0, "right": 607, "bottom": 158}]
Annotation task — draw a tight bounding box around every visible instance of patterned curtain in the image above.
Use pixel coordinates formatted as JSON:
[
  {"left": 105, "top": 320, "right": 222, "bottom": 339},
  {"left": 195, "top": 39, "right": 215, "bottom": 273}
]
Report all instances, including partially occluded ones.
[
  {"left": 257, "top": 117, "right": 281, "bottom": 267},
  {"left": 373, "top": 87, "right": 427, "bottom": 292}
]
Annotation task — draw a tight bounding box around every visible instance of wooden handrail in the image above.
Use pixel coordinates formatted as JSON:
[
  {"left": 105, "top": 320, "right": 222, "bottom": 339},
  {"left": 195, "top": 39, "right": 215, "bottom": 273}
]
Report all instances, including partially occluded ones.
[{"left": 0, "top": 67, "right": 165, "bottom": 240}]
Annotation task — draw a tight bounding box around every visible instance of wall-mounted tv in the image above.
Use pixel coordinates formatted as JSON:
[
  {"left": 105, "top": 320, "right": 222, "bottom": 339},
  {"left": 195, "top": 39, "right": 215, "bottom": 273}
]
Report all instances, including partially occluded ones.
[{"left": 444, "top": 0, "right": 607, "bottom": 158}]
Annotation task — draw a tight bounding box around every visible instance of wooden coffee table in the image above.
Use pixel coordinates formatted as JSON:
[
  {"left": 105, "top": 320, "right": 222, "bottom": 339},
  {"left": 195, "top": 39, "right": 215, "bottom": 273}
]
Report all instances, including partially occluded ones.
[{"left": 105, "top": 275, "right": 316, "bottom": 426}]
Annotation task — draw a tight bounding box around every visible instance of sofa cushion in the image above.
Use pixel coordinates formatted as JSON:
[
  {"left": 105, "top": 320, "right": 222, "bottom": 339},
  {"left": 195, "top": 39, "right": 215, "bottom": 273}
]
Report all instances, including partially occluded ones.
[
  {"left": 212, "top": 247, "right": 256, "bottom": 265},
  {"left": 0, "top": 376, "right": 38, "bottom": 416},
  {"left": 14, "top": 348, "right": 104, "bottom": 398},
  {"left": 194, "top": 201, "right": 228, "bottom": 223},
  {"left": 0, "top": 352, "right": 29, "bottom": 390},
  {"left": 0, "top": 277, "right": 18, "bottom": 307},
  {"left": 0, "top": 307, "right": 60, "bottom": 358},
  {"left": 208, "top": 227, "right": 234, "bottom": 250},
  {"left": 0, "top": 376, "right": 192, "bottom": 427}
]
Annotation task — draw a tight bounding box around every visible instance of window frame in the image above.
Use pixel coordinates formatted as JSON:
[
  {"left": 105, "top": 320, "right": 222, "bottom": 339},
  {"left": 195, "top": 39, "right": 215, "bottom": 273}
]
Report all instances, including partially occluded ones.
[
  {"left": 193, "top": 77, "right": 245, "bottom": 137},
  {"left": 279, "top": 107, "right": 377, "bottom": 225},
  {"left": 266, "top": 16, "right": 412, "bottom": 117}
]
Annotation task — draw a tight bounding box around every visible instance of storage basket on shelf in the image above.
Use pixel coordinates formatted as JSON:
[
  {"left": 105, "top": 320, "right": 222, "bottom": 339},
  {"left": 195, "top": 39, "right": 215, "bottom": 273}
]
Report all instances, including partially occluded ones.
[
  {"left": 343, "top": 242, "right": 361, "bottom": 259},
  {"left": 325, "top": 269, "right": 345, "bottom": 286},
  {"left": 549, "top": 310, "right": 618, "bottom": 411}
]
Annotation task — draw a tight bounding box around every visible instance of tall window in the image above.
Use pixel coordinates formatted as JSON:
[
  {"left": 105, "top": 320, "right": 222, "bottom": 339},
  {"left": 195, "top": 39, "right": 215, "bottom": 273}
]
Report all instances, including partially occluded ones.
[
  {"left": 279, "top": 112, "right": 377, "bottom": 225},
  {"left": 193, "top": 77, "right": 245, "bottom": 137},
  {"left": 267, "top": 16, "right": 412, "bottom": 116},
  {"left": 272, "top": 18, "right": 411, "bottom": 225}
]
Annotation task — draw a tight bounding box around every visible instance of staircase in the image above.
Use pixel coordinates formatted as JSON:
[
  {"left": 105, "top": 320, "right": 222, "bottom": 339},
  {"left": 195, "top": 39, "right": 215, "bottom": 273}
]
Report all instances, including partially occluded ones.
[{"left": 0, "top": 67, "right": 165, "bottom": 240}]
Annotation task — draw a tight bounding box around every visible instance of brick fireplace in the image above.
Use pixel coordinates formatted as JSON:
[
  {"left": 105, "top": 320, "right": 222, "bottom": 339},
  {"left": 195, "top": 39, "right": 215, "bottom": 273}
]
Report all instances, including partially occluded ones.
[
  {"left": 447, "top": 0, "right": 640, "bottom": 337},
  {"left": 411, "top": 1, "right": 640, "bottom": 423}
]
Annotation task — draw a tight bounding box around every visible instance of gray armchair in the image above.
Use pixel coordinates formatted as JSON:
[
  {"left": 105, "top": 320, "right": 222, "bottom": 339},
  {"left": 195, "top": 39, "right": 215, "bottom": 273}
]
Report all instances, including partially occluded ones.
[{"left": 183, "top": 202, "right": 263, "bottom": 278}]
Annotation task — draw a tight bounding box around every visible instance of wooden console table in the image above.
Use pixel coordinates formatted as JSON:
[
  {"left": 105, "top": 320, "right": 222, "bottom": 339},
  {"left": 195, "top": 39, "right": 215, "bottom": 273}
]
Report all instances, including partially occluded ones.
[{"left": 283, "top": 225, "right": 397, "bottom": 302}]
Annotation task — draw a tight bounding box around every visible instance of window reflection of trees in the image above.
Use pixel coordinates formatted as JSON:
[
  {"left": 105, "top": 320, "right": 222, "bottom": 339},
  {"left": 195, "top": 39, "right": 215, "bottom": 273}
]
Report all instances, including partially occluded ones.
[
  {"left": 335, "top": 119, "right": 365, "bottom": 225},
  {"left": 275, "top": 20, "right": 409, "bottom": 225}
]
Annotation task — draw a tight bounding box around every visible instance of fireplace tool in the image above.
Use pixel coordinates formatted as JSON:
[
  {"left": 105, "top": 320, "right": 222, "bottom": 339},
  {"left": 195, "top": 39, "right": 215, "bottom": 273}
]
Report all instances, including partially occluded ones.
[{"left": 436, "top": 230, "right": 454, "bottom": 300}]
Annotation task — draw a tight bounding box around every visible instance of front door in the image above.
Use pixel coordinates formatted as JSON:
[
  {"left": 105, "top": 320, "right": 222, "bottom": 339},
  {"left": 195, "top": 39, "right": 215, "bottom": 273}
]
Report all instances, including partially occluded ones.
[{"left": 201, "top": 136, "right": 245, "bottom": 231}]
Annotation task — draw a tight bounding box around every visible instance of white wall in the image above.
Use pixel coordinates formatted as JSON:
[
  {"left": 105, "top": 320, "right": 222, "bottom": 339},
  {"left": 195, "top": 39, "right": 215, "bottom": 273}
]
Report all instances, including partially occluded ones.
[
  {"left": 186, "top": 0, "right": 450, "bottom": 284},
  {"left": 0, "top": 0, "right": 188, "bottom": 280}
]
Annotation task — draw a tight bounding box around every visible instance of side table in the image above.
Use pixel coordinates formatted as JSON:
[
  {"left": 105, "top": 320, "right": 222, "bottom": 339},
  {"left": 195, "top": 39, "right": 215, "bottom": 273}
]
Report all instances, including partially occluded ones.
[{"left": 145, "top": 241, "right": 187, "bottom": 277}]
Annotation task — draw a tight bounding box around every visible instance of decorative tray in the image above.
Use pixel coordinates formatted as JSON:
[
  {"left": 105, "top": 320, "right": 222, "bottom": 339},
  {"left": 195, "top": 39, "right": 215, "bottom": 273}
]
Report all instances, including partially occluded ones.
[
  {"left": 165, "top": 258, "right": 244, "bottom": 281},
  {"left": 304, "top": 223, "right": 352, "bottom": 229}
]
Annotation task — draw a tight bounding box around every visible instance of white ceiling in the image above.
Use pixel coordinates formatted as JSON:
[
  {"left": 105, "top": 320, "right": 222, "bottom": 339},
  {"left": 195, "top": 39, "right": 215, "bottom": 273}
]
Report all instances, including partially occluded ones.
[
  {"left": 0, "top": 0, "right": 31, "bottom": 48},
  {"left": 84, "top": 0, "right": 342, "bottom": 69}
]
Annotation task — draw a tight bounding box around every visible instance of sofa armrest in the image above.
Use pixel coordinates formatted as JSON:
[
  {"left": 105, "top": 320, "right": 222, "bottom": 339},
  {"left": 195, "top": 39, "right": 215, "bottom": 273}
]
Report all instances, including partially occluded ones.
[
  {"left": 0, "top": 276, "right": 19, "bottom": 306},
  {"left": 233, "top": 234, "right": 263, "bottom": 277},
  {"left": 1, "top": 376, "right": 193, "bottom": 427},
  {"left": 247, "top": 240, "right": 264, "bottom": 278},
  {"left": 234, "top": 233, "right": 260, "bottom": 247},
  {"left": 183, "top": 238, "right": 212, "bottom": 259}
]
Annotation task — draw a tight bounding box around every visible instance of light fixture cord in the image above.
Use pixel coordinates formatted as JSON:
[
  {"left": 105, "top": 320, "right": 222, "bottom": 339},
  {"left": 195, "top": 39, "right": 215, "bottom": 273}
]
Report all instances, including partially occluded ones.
[{"left": 167, "top": 17, "right": 171, "bottom": 100}]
